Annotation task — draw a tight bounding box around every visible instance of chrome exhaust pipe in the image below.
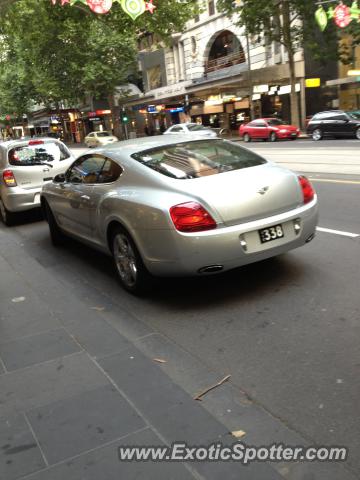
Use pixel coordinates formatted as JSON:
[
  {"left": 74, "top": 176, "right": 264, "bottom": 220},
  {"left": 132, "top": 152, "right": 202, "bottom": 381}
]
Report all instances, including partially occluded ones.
[{"left": 198, "top": 265, "right": 224, "bottom": 274}]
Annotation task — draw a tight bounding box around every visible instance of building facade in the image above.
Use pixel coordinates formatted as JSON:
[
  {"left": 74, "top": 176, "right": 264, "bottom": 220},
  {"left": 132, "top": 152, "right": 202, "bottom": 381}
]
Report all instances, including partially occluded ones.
[{"left": 125, "top": 1, "right": 309, "bottom": 134}]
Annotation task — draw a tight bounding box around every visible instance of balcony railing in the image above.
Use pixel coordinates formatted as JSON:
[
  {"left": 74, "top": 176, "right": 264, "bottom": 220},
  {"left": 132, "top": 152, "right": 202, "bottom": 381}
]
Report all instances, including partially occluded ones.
[{"left": 204, "top": 51, "right": 246, "bottom": 74}]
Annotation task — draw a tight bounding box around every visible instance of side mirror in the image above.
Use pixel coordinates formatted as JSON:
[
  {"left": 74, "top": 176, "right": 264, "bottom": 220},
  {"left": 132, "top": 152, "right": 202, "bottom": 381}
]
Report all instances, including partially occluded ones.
[{"left": 53, "top": 173, "right": 65, "bottom": 183}]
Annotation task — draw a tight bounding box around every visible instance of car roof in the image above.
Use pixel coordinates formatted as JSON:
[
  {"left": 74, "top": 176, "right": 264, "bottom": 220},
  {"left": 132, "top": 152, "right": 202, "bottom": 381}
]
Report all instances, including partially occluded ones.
[
  {"left": 94, "top": 135, "right": 223, "bottom": 157},
  {"left": 313, "top": 110, "right": 345, "bottom": 114},
  {"left": 170, "top": 123, "right": 207, "bottom": 127}
]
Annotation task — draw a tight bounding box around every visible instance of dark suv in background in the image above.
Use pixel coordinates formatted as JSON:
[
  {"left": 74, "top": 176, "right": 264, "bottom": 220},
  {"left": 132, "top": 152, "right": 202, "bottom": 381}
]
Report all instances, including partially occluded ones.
[{"left": 306, "top": 110, "right": 360, "bottom": 141}]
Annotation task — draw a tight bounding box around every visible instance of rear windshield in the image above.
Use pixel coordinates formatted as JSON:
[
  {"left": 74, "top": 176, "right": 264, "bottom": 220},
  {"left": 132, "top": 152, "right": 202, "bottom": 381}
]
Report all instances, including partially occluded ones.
[
  {"left": 131, "top": 140, "right": 267, "bottom": 179},
  {"left": 8, "top": 142, "right": 70, "bottom": 166},
  {"left": 187, "top": 124, "right": 208, "bottom": 131},
  {"left": 96, "top": 132, "right": 111, "bottom": 137}
]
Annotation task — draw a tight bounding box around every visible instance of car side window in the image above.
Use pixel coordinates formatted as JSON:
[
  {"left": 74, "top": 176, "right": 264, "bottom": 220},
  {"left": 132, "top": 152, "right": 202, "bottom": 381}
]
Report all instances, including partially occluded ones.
[
  {"left": 67, "top": 155, "right": 106, "bottom": 184},
  {"left": 252, "top": 120, "right": 267, "bottom": 127},
  {"left": 313, "top": 113, "right": 331, "bottom": 121},
  {"left": 329, "top": 113, "right": 348, "bottom": 121},
  {"left": 171, "top": 126, "right": 183, "bottom": 132},
  {"left": 98, "top": 159, "right": 123, "bottom": 184}
]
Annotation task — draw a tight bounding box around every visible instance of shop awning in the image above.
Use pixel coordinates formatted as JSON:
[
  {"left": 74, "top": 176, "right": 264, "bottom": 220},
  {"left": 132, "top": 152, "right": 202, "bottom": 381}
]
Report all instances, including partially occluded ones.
[{"left": 326, "top": 76, "right": 360, "bottom": 86}]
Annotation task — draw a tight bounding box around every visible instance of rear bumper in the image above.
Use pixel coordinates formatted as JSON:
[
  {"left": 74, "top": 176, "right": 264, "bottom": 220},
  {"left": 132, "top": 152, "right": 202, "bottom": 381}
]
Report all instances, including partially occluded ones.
[
  {"left": 1, "top": 186, "right": 42, "bottom": 212},
  {"left": 137, "top": 199, "right": 318, "bottom": 277}
]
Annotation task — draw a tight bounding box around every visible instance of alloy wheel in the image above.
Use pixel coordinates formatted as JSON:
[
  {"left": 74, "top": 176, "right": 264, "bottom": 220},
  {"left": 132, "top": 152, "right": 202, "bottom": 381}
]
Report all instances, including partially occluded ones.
[
  {"left": 113, "top": 233, "right": 138, "bottom": 288},
  {"left": 244, "top": 133, "right": 250, "bottom": 142},
  {"left": 356, "top": 127, "right": 360, "bottom": 140},
  {"left": 312, "top": 128, "right": 322, "bottom": 141},
  {"left": 270, "top": 132, "right": 277, "bottom": 142}
]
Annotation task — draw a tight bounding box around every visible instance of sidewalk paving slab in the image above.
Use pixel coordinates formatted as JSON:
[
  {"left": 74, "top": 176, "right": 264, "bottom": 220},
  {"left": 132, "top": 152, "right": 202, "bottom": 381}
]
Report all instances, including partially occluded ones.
[
  {"left": 26, "top": 384, "right": 145, "bottom": 465},
  {"left": 0, "top": 413, "right": 46, "bottom": 480}
]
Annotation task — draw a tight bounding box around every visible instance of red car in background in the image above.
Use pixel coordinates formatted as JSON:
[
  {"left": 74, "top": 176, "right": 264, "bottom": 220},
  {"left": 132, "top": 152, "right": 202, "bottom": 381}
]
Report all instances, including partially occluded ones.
[{"left": 239, "top": 118, "right": 300, "bottom": 142}]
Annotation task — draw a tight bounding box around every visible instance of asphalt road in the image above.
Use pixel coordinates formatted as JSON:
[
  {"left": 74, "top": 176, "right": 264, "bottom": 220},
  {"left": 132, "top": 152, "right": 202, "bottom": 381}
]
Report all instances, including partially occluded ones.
[{"left": 3, "top": 140, "right": 360, "bottom": 477}]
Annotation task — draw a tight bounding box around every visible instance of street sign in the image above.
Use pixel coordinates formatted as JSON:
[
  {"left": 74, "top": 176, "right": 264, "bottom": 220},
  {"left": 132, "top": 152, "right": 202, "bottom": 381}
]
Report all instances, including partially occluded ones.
[{"left": 305, "top": 78, "right": 321, "bottom": 88}]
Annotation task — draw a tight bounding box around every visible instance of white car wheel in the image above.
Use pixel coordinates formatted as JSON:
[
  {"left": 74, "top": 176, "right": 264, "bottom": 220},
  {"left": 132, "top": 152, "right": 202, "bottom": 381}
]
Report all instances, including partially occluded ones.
[{"left": 0, "top": 197, "right": 14, "bottom": 226}]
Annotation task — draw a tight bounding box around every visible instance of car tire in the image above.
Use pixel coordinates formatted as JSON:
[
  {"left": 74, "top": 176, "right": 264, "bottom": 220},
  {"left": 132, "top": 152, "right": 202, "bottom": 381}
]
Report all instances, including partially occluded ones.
[
  {"left": 269, "top": 132, "right": 277, "bottom": 142},
  {"left": 0, "top": 197, "right": 15, "bottom": 226},
  {"left": 243, "top": 133, "right": 251, "bottom": 142},
  {"left": 356, "top": 127, "right": 360, "bottom": 140},
  {"left": 111, "top": 226, "right": 151, "bottom": 295},
  {"left": 44, "top": 201, "right": 66, "bottom": 246},
  {"left": 312, "top": 128, "right": 323, "bottom": 141}
]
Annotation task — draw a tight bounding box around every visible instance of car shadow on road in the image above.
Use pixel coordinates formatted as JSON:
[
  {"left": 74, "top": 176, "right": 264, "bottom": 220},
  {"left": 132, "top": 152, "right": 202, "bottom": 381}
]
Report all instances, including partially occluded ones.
[{"left": 36, "top": 229, "right": 307, "bottom": 311}]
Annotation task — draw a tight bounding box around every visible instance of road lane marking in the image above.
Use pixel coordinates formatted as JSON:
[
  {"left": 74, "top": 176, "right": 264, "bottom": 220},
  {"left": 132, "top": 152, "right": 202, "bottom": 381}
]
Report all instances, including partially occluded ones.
[
  {"left": 316, "top": 227, "right": 359, "bottom": 238},
  {"left": 310, "top": 178, "right": 360, "bottom": 185}
]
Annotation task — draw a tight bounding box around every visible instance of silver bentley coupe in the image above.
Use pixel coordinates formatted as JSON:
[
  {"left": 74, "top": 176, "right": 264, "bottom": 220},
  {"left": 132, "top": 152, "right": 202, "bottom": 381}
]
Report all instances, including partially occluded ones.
[{"left": 41, "top": 136, "right": 318, "bottom": 293}]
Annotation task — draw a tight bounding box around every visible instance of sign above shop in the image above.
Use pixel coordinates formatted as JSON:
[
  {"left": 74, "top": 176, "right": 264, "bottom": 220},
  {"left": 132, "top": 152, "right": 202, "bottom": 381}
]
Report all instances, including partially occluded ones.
[
  {"left": 167, "top": 107, "right": 184, "bottom": 113},
  {"left": 147, "top": 105, "right": 165, "bottom": 113},
  {"left": 305, "top": 78, "right": 321, "bottom": 88},
  {"left": 152, "top": 82, "right": 192, "bottom": 100},
  {"left": 253, "top": 84, "right": 269, "bottom": 94},
  {"left": 277, "top": 84, "right": 301, "bottom": 95},
  {"left": 96, "top": 109, "right": 111, "bottom": 115}
]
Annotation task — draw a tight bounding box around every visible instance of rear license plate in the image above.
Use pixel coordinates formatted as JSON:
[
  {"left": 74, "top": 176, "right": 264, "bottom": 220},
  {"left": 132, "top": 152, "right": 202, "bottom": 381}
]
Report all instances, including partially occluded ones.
[{"left": 259, "top": 224, "right": 284, "bottom": 243}]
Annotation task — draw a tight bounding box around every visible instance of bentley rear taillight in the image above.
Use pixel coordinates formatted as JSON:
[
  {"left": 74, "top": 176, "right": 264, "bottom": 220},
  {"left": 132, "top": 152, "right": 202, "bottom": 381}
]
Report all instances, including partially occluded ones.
[
  {"left": 298, "top": 175, "right": 315, "bottom": 204},
  {"left": 3, "top": 170, "right": 17, "bottom": 187},
  {"left": 170, "top": 202, "right": 216, "bottom": 233}
]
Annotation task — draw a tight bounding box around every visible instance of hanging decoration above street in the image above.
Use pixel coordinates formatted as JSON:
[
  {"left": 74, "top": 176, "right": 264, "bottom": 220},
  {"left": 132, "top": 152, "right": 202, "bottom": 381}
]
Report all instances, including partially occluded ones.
[
  {"left": 50, "top": 0, "right": 157, "bottom": 18},
  {"left": 315, "top": 1, "right": 360, "bottom": 30}
]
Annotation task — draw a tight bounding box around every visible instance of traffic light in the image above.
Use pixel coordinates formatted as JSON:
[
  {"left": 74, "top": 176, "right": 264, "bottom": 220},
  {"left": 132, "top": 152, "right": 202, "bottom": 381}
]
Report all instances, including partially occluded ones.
[{"left": 121, "top": 114, "right": 129, "bottom": 123}]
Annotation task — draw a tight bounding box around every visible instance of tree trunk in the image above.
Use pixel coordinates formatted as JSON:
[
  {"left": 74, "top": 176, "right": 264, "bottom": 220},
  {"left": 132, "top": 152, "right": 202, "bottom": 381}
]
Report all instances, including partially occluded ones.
[
  {"left": 108, "top": 94, "right": 122, "bottom": 139},
  {"left": 282, "top": 0, "right": 300, "bottom": 128}
]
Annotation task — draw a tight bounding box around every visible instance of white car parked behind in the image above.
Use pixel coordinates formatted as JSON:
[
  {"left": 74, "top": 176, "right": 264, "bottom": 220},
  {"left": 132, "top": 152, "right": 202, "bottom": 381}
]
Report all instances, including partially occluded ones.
[
  {"left": 84, "top": 131, "right": 118, "bottom": 148},
  {"left": 163, "top": 123, "right": 217, "bottom": 138}
]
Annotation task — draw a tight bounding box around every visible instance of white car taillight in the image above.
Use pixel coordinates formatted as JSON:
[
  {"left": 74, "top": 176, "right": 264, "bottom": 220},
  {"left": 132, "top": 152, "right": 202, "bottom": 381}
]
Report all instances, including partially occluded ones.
[{"left": 3, "top": 170, "right": 17, "bottom": 187}]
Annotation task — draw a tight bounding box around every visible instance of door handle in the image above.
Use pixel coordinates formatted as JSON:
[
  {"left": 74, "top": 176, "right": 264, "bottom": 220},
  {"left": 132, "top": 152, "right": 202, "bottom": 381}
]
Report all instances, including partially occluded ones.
[
  {"left": 43, "top": 168, "right": 50, "bottom": 172},
  {"left": 81, "top": 195, "right": 90, "bottom": 201}
]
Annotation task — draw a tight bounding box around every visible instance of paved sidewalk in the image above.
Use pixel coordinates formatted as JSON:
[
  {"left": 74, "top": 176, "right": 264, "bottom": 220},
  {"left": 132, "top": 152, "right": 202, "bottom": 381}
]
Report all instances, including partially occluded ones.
[{"left": 0, "top": 226, "right": 356, "bottom": 480}]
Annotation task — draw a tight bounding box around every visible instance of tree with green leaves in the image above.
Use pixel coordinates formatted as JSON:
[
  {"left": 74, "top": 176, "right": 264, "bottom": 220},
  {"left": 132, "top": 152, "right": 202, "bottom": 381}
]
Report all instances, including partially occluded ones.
[
  {"left": 217, "top": 0, "right": 342, "bottom": 127},
  {"left": 0, "top": 0, "right": 197, "bottom": 135}
]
